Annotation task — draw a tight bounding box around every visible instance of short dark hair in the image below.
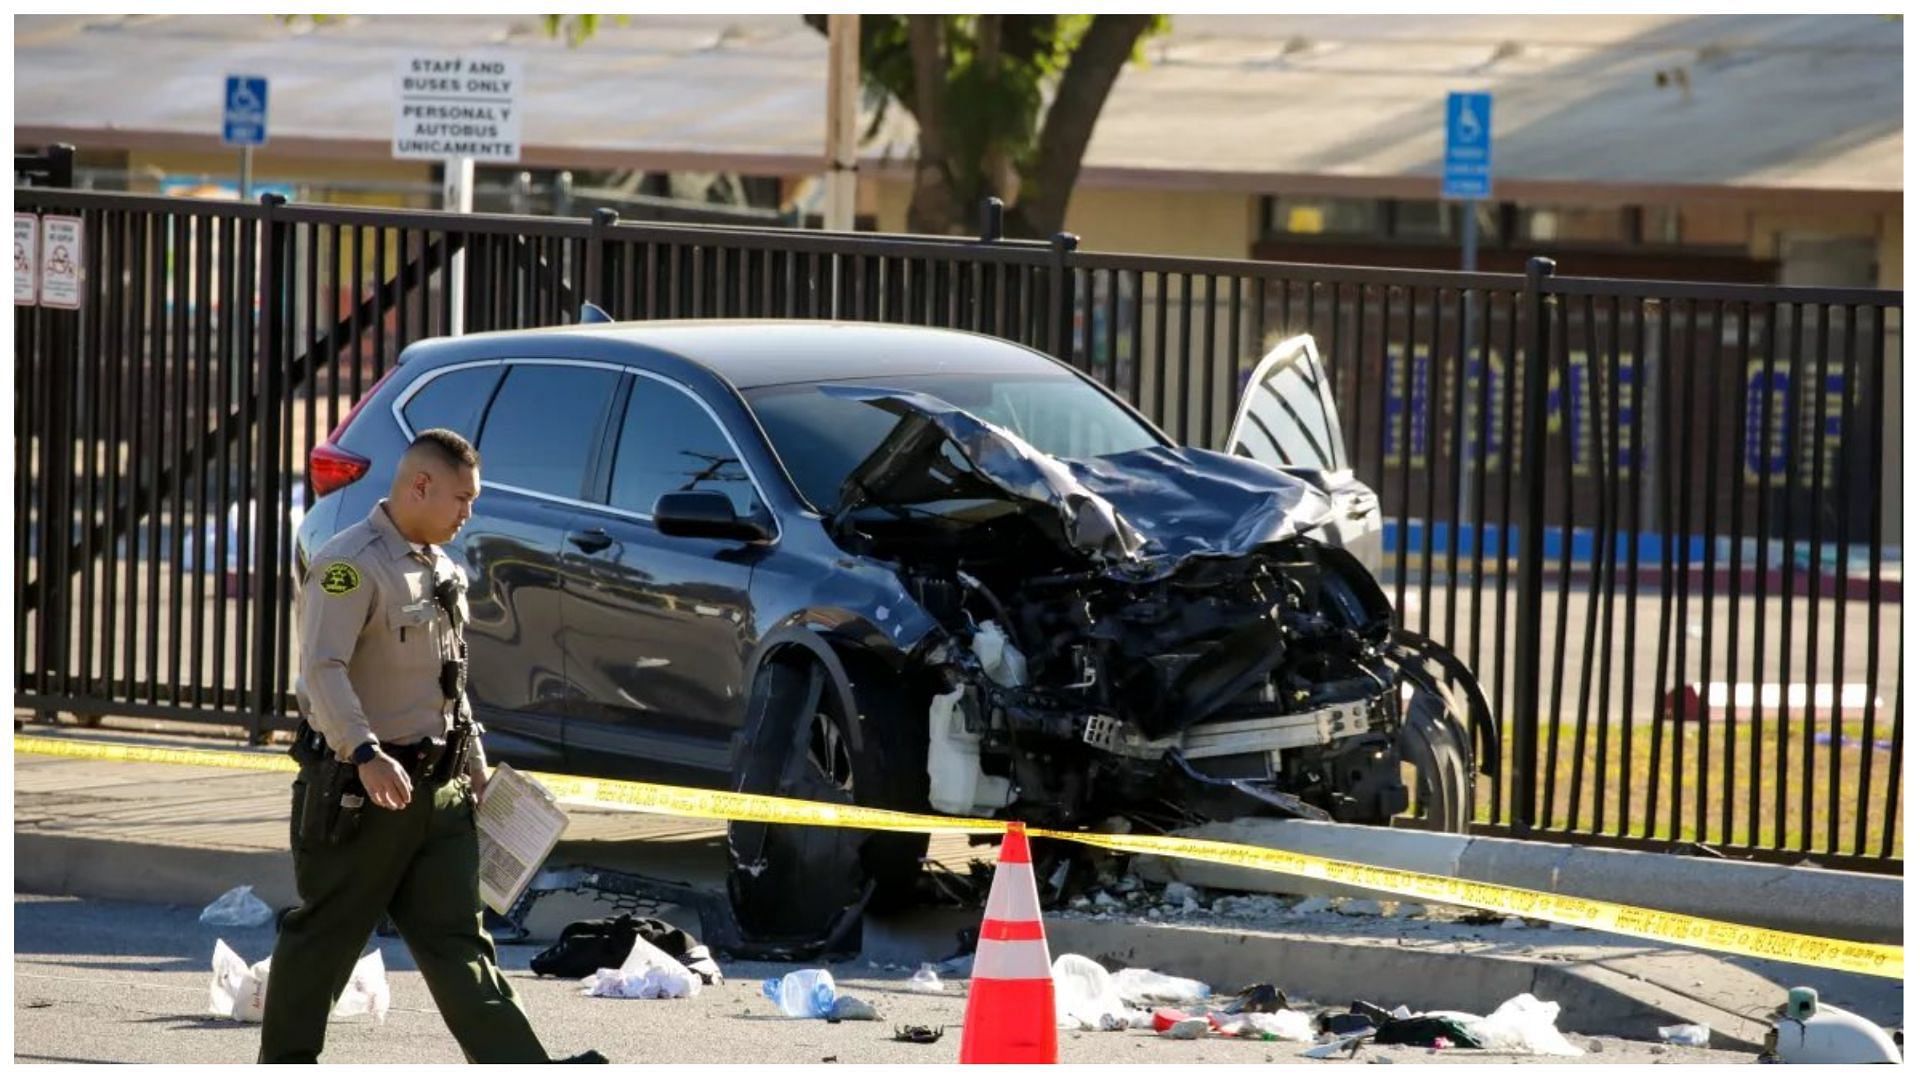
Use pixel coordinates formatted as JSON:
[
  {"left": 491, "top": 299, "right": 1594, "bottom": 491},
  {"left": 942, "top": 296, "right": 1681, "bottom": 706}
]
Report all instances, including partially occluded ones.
[{"left": 410, "top": 428, "right": 481, "bottom": 472}]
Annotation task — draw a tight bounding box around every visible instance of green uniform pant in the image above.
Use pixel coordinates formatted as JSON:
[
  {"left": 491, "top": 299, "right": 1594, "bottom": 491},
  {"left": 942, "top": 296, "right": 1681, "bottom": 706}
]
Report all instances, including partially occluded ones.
[{"left": 258, "top": 765, "right": 548, "bottom": 1063}]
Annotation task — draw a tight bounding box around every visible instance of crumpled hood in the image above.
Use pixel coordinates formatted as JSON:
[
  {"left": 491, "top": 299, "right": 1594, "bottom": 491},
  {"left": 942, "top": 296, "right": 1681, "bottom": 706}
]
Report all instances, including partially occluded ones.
[{"left": 827, "top": 385, "right": 1335, "bottom": 570}]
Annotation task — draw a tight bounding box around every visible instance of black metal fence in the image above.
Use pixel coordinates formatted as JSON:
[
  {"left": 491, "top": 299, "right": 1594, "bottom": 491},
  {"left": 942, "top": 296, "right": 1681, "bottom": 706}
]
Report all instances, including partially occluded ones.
[{"left": 13, "top": 189, "right": 1902, "bottom": 872}]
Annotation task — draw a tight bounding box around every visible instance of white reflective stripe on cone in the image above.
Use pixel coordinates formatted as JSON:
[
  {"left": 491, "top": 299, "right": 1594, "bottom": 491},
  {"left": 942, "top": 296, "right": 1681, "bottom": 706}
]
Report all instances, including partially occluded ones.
[
  {"left": 971, "top": 935, "right": 1054, "bottom": 981},
  {"left": 983, "top": 861, "right": 1044, "bottom": 923}
]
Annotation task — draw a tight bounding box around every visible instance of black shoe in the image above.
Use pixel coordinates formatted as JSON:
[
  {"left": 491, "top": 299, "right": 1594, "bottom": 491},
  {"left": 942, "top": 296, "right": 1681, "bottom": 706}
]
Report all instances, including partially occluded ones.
[{"left": 555, "top": 1051, "right": 608, "bottom": 1064}]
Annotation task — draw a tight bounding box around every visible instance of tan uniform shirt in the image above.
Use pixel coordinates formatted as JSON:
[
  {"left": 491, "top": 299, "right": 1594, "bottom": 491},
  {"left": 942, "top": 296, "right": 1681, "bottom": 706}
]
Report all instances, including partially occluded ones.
[{"left": 294, "top": 501, "right": 472, "bottom": 760}]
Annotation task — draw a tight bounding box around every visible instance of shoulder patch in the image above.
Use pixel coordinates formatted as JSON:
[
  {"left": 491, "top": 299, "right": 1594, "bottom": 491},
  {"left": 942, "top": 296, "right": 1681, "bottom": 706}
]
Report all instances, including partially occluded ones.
[{"left": 318, "top": 562, "right": 362, "bottom": 596}]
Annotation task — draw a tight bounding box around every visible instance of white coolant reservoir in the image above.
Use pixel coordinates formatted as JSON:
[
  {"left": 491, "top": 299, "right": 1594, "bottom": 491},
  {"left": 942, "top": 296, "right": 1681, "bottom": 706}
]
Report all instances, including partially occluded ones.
[
  {"left": 926, "top": 687, "right": 1012, "bottom": 816},
  {"left": 1769, "top": 987, "right": 1902, "bottom": 1064},
  {"left": 972, "top": 621, "right": 1028, "bottom": 687}
]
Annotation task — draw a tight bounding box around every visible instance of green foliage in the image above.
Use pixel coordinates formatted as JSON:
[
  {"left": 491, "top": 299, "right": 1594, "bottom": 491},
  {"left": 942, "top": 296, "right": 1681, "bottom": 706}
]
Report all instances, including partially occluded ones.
[{"left": 540, "top": 14, "right": 630, "bottom": 47}]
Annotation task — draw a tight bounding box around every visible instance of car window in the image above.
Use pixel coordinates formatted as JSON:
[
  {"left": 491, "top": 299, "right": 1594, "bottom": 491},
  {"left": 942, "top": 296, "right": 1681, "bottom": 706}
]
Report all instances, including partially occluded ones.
[
  {"left": 475, "top": 364, "right": 620, "bottom": 499},
  {"left": 745, "top": 372, "right": 1162, "bottom": 512},
  {"left": 401, "top": 364, "right": 501, "bottom": 441},
  {"left": 1228, "top": 338, "right": 1349, "bottom": 472},
  {"left": 608, "top": 378, "right": 763, "bottom": 519}
]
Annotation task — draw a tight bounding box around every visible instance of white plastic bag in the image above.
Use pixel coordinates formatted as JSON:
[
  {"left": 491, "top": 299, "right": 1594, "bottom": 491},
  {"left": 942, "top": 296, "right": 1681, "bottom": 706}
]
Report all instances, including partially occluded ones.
[
  {"left": 1111, "top": 967, "right": 1210, "bottom": 1006},
  {"left": 910, "top": 963, "right": 944, "bottom": 993},
  {"left": 208, "top": 938, "right": 271, "bottom": 1022},
  {"left": 200, "top": 885, "right": 275, "bottom": 928},
  {"left": 1239, "top": 1010, "right": 1318, "bottom": 1042},
  {"left": 582, "top": 936, "right": 700, "bottom": 999},
  {"left": 334, "top": 948, "right": 391, "bottom": 1023},
  {"left": 1464, "top": 993, "right": 1584, "bottom": 1056},
  {"left": 207, "top": 940, "right": 388, "bottom": 1024},
  {"left": 1658, "top": 1023, "right": 1710, "bottom": 1047},
  {"left": 1053, "top": 954, "right": 1130, "bottom": 1030}
]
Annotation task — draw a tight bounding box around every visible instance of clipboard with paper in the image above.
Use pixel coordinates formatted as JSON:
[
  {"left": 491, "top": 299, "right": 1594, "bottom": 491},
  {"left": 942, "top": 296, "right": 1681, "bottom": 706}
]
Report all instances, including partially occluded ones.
[{"left": 475, "top": 762, "right": 570, "bottom": 914}]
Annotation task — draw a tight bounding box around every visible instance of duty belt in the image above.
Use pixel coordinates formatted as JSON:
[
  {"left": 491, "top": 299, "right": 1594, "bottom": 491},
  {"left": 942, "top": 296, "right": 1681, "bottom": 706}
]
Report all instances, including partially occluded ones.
[{"left": 384, "top": 736, "right": 450, "bottom": 783}]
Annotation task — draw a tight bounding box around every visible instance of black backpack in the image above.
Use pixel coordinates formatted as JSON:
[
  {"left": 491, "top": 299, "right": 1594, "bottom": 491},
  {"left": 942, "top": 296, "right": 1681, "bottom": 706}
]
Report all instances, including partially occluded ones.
[{"left": 530, "top": 914, "right": 706, "bottom": 979}]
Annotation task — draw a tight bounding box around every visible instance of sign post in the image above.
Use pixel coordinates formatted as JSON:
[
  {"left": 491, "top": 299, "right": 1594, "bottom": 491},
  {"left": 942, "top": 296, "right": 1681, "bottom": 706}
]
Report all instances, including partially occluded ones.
[
  {"left": 1442, "top": 91, "right": 1493, "bottom": 271},
  {"left": 1443, "top": 91, "right": 1493, "bottom": 555},
  {"left": 223, "top": 75, "right": 269, "bottom": 200},
  {"left": 394, "top": 52, "right": 522, "bottom": 334}
]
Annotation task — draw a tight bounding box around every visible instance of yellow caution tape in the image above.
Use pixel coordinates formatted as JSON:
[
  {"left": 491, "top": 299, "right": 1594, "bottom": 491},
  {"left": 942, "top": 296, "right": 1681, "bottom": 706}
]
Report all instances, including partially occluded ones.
[{"left": 15, "top": 734, "right": 1902, "bottom": 979}]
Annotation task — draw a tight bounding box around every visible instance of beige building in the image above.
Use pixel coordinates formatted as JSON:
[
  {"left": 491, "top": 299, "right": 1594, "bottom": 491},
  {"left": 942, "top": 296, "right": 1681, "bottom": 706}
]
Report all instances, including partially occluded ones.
[{"left": 16, "top": 13, "right": 1902, "bottom": 287}]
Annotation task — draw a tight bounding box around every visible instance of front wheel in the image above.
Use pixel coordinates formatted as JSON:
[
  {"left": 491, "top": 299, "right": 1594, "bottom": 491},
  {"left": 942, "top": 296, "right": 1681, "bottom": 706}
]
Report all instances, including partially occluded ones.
[{"left": 726, "top": 655, "right": 929, "bottom": 942}]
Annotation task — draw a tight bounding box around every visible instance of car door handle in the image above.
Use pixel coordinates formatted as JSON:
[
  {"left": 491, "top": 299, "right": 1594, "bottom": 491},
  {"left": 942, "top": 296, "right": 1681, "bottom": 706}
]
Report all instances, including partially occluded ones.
[{"left": 567, "top": 528, "right": 613, "bottom": 554}]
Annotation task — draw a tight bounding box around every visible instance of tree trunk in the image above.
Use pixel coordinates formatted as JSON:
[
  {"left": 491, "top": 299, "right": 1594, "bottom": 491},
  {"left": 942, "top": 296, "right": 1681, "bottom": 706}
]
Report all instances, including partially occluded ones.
[
  {"left": 905, "top": 15, "right": 963, "bottom": 234},
  {"left": 1006, "top": 14, "right": 1154, "bottom": 239}
]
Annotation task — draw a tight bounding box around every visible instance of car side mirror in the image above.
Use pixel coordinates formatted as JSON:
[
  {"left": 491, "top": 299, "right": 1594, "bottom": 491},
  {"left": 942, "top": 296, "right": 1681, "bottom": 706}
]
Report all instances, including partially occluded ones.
[{"left": 653, "top": 490, "right": 773, "bottom": 543}]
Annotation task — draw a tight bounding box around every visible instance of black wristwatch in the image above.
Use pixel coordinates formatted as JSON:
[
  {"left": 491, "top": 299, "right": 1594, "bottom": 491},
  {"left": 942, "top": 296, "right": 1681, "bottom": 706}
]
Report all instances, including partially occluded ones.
[{"left": 350, "top": 740, "right": 380, "bottom": 765}]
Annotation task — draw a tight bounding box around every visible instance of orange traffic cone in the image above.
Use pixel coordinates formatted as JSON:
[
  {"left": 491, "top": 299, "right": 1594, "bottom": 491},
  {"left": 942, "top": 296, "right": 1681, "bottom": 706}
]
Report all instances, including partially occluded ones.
[{"left": 959, "top": 822, "right": 1057, "bottom": 1064}]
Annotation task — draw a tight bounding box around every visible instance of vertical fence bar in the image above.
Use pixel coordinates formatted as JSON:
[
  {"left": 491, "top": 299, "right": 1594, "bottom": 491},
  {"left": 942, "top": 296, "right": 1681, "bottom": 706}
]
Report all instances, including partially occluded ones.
[
  {"left": 1697, "top": 299, "right": 1726, "bottom": 846},
  {"left": 1724, "top": 301, "right": 1750, "bottom": 845},
  {"left": 1828, "top": 304, "right": 1856, "bottom": 854},
  {"left": 1749, "top": 303, "right": 1777, "bottom": 846},
  {"left": 1593, "top": 295, "right": 1624, "bottom": 834},
  {"left": 1645, "top": 296, "right": 1678, "bottom": 839},
  {"left": 249, "top": 195, "right": 288, "bottom": 735},
  {"left": 1567, "top": 293, "right": 1604, "bottom": 833},
  {"left": 1394, "top": 288, "right": 1415, "bottom": 622},
  {"left": 74, "top": 208, "right": 103, "bottom": 702},
  {"left": 1542, "top": 285, "right": 1574, "bottom": 827},
  {"left": 188, "top": 213, "right": 213, "bottom": 704},
  {"left": 212, "top": 215, "right": 236, "bottom": 709},
  {"left": 1801, "top": 303, "right": 1832, "bottom": 847},
  {"left": 1670, "top": 296, "right": 1700, "bottom": 841},
  {"left": 1777, "top": 301, "right": 1805, "bottom": 848},
  {"left": 1857, "top": 305, "right": 1885, "bottom": 855},
  {"left": 1510, "top": 257, "right": 1555, "bottom": 831}
]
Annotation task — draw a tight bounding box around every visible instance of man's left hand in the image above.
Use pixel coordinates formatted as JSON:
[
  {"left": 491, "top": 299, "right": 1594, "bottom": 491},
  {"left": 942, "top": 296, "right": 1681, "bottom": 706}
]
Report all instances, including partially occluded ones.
[{"left": 467, "top": 762, "right": 490, "bottom": 804}]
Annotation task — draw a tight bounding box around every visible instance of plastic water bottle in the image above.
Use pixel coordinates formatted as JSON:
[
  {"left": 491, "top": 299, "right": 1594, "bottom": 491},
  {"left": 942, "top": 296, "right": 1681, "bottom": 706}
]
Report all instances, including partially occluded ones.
[{"left": 762, "top": 969, "right": 838, "bottom": 1018}]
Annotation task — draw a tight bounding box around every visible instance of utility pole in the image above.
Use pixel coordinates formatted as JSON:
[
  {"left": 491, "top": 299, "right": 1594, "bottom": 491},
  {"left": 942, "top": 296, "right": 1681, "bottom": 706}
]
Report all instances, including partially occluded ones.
[{"left": 824, "top": 14, "right": 859, "bottom": 232}]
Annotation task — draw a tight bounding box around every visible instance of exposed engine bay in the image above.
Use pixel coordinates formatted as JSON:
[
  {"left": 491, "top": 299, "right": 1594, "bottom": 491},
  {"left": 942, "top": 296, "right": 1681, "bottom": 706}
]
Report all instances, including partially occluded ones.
[{"left": 822, "top": 384, "right": 1496, "bottom": 834}]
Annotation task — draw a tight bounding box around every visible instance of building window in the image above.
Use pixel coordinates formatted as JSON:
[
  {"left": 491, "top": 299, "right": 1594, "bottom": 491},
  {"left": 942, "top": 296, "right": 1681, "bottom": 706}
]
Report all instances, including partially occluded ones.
[{"left": 1264, "top": 198, "right": 1383, "bottom": 238}]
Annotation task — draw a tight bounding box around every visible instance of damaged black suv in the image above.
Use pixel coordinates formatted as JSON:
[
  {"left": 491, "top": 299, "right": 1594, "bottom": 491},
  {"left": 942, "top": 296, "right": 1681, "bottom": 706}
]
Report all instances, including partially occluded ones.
[{"left": 297, "top": 317, "right": 1494, "bottom": 946}]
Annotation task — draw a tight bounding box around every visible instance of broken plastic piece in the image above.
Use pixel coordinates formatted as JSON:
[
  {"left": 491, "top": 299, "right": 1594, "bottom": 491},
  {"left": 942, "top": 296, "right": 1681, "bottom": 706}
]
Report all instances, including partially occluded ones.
[
  {"left": 1658, "top": 1023, "right": 1710, "bottom": 1047},
  {"left": 762, "top": 969, "right": 837, "bottom": 1018},
  {"left": 200, "top": 885, "right": 275, "bottom": 928},
  {"left": 1151, "top": 1006, "right": 1190, "bottom": 1033},
  {"left": 894, "top": 1025, "right": 945, "bottom": 1044},
  {"left": 828, "top": 995, "right": 880, "bottom": 1021},
  {"left": 1302, "top": 1033, "right": 1370, "bottom": 1059},
  {"left": 1163, "top": 1018, "right": 1210, "bottom": 1040}
]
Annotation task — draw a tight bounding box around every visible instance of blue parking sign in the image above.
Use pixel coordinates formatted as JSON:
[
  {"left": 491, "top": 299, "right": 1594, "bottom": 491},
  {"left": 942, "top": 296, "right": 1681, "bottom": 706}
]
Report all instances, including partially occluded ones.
[
  {"left": 223, "top": 75, "right": 268, "bottom": 147},
  {"left": 1442, "top": 91, "right": 1492, "bottom": 200}
]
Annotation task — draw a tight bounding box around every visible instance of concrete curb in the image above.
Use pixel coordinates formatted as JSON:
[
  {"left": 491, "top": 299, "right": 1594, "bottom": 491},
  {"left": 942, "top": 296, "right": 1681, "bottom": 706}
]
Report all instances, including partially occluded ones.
[{"left": 1128, "top": 819, "right": 1904, "bottom": 944}]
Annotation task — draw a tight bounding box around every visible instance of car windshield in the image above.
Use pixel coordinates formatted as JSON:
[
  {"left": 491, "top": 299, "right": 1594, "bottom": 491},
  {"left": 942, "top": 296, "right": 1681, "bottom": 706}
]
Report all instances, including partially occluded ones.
[{"left": 745, "top": 371, "right": 1165, "bottom": 512}]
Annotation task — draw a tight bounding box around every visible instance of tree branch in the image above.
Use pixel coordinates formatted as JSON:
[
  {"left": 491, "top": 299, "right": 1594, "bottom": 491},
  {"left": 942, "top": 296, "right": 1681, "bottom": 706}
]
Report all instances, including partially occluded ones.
[{"left": 1010, "top": 13, "right": 1153, "bottom": 237}]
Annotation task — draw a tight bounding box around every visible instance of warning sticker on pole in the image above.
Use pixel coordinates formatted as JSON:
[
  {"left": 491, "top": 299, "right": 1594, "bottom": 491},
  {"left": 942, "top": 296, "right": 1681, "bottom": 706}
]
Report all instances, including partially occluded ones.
[
  {"left": 15, "top": 213, "right": 38, "bottom": 306},
  {"left": 393, "top": 52, "right": 522, "bottom": 163},
  {"left": 39, "top": 215, "right": 82, "bottom": 309}
]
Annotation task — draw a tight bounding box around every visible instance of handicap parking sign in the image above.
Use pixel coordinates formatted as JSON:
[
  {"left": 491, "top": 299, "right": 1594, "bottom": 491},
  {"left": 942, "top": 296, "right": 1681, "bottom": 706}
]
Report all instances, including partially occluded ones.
[
  {"left": 223, "top": 75, "right": 269, "bottom": 147},
  {"left": 1442, "top": 91, "right": 1492, "bottom": 200}
]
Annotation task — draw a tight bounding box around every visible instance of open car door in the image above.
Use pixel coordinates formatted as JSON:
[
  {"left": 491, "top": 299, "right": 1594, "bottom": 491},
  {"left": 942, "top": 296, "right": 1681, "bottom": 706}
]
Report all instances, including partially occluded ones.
[{"left": 1225, "top": 334, "right": 1384, "bottom": 575}]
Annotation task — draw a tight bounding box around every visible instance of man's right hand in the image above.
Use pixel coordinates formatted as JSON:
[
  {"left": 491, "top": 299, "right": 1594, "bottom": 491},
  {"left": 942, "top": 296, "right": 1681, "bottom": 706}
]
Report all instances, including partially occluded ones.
[{"left": 357, "top": 751, "right": 413, "bottom": 810}]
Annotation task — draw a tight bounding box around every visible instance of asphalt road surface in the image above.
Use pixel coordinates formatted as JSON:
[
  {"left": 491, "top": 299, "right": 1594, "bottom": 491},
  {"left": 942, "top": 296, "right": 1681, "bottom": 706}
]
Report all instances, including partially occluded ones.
[{"left": 15, "top": 895, "right": 1758, "bottom": 1065}]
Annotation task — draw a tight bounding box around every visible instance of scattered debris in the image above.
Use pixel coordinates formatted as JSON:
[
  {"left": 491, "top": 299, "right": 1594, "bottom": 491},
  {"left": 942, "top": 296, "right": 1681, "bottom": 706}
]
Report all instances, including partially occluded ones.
[
  {"left": 1302, "top": 1033, "right": 1370, "bottom": 1059},
  {"left": 582, "top": 938, "right": 701, "bottom": 1000},
  {"left": 1221, "top": 983, "right": 1289, "bottom": 1015},
  {"left": 827, "top": 995, "right": 880, "bottom": 1022},
  {"left": 1587, "top": 1038, "right": 1606, "bottom": 1054},
  {"left": 762, "top": 969, "right": 838, "bottom": 1019},
  {"left": 1162, "top": 881, "right": 1199, "bottom": 908},
  {"left": 1163, "top": 1018, "right": 1210, "bottom": 1040},
  {"left": 893, "top": 1025, "right": 945, "bottom": 1044},
  {"left": 1374, "top": 1016, "right": 1482, "bottom": 1049},
  {"left": 1658, "top": 1023, "right": 1710, "bottom": 1047},
  {"left": 1337, "top": 898, "right": 1385, "bottom": 918},
  {"left": 1370, "top": 1055, "right": 1394, "bottom": 1064},
  {"left": 1461, "top": 993, "right": 1584, "bottom": 1056},
  {"left": 209, "top": 939, "right": 387, "bottom": 1024},
  {"left": 1054, "top": 953, "right": 1145, "bottom": 1031},
  {"left": 1152, "top": 1007, "right": 1191, "bottom": 1033},
  {"left": 534, "top": 913, "right": 721, "bottom": 985},
  {"left": 1395, "top": 903, "right": 1428, "bottom": 920},
  {"left": 1292, "top": 896, "right": 1335, "bottom": 916},
  {"left": 1236, "top": 1010, "right": 1318, "bottom": 1042},
  {"left": 1112, "top": 967, "right": 1210, "bottom": 1005},
  {"left": 1500, "top": 917, "right": 1527, "bottom": 930},
  {"left": 199, "top": 885, "right": 275, "bottom": 928},
  {"left": 909, "top": 963, "right": 944, "bottom": 993}
]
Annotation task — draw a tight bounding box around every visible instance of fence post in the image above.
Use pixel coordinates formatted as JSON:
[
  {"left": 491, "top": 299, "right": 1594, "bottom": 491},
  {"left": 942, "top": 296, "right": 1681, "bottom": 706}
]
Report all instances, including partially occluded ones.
[
  {"left": 39, "top": 198, "right": 77, "bottom": 699},
  {"left": 249, "top": 193, "right": 289, "bottom": 742},
  {"left": 585, "top": 207, "right": 619, "bottom": 314},
  {"left": 1510, "top": 255, "right": 1557, "bottom": 832},
  {"left": 979, "top": 197, "right": 1004, "bottom": 243},
  {"left": 1048, "top": 230, "right": 1080, "bottom": 360}
]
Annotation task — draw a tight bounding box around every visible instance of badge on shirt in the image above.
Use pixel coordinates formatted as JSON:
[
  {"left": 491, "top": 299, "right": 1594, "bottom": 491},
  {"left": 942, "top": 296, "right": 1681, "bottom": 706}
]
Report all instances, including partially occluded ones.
[{"left": 319, "top": 562, "right": 362, "bottom": 596}]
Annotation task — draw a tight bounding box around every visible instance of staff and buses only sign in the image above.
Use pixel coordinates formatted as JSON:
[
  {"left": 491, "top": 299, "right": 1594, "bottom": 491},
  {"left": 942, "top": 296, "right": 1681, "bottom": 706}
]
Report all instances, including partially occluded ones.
[{"left": 392, "top": 53, "right": 523, "bottom": 163}]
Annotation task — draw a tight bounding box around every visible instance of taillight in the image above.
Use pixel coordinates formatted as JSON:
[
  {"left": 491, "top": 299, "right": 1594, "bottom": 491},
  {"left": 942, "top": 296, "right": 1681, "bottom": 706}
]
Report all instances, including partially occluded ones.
[
  {"left": 308, "top": 367, "right": 400, "bottom": 498},
  {"left": 310, "top": 442, "right": 371, "bottom": 497}
]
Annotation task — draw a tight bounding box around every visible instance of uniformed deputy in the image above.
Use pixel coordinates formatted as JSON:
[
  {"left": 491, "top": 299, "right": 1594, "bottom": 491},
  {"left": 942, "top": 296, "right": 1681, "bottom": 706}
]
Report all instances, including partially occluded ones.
[{"left": 260, "top": 429, "right": 603, "bottom": 1064}]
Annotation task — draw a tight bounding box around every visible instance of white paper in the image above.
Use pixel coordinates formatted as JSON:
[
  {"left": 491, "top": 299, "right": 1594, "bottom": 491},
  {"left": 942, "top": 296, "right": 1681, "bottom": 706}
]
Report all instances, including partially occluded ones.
[
  {"left": 15, "top": 213, "right": 39, "bottom": 305},
  {"left": 475, "top": 762, "right": 568, "bottom": 914}
]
